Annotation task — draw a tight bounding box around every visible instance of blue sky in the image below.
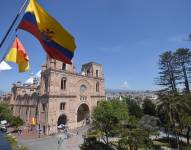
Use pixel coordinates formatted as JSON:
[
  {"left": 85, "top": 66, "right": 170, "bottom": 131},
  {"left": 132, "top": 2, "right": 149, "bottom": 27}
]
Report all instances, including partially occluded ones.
[{"left": 0, "top": 0, "right": 191, "bottom": 92}]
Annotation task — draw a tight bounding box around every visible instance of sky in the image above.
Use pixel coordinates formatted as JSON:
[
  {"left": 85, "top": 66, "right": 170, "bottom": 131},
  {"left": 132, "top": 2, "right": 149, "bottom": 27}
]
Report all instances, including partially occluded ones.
[{"left": 0, "top": 0, "right": 191, "bottom": 92}]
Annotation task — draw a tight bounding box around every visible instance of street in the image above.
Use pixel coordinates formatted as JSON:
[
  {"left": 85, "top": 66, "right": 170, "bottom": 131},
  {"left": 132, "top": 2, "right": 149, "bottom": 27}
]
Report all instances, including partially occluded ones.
[{"left": 19, "top": 126, "right": 89, "bottom": 150}]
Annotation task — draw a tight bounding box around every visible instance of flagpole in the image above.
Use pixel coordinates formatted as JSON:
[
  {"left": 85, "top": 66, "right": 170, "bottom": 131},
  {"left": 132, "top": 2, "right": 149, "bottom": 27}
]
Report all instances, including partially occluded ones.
[{"left": 0, "top": 0, "right": 29, "bottom": 48}]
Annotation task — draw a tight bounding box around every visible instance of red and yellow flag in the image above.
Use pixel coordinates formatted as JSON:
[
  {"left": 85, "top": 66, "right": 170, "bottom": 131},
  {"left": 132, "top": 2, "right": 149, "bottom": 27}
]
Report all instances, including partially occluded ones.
[
  {"left": 31, "top": 117, "right": 36, "bottom": 125},
  {"left": 5, "top": 37, "right": 30, "bottom": 72}
]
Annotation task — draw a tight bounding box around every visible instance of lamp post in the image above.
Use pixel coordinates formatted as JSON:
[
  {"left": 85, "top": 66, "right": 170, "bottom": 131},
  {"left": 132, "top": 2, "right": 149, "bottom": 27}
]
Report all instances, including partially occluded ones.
[
  {"left": 37, "top": 95, "right": 41, "bottom": 138},
  {"left": 38, "top": 124, "right": 41, "bottom": 138}
]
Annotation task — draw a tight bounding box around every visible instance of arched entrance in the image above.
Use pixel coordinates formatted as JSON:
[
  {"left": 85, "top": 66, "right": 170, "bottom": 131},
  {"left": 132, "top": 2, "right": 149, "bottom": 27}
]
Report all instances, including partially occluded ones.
[
  {"left": 57, "top": 114, "right": 67, "bottom": 126},
  {"left": 77, "top": 103, "right": 90, "bottom": 122}
]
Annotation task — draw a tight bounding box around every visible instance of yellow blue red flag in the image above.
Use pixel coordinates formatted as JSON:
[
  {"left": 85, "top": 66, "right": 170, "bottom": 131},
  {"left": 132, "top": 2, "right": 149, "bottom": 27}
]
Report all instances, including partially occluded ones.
[{"left": 18, "top": 0, "right": 76, "bottom": 64}]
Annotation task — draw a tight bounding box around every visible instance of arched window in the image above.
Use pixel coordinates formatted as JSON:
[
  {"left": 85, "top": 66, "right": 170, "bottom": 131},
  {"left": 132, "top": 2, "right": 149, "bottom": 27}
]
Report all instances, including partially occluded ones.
[
  {"left": 96, "top": 82, "right": 99, "bottom": 92},
  {"left": 80, "top": 85, "right": 87, "bottom": 93},
  {"left": 61, "top": 78, "right": 66, "bottom": 90},
  {"left": 60, "top": 103, "right": 66, "bottom": 110}
]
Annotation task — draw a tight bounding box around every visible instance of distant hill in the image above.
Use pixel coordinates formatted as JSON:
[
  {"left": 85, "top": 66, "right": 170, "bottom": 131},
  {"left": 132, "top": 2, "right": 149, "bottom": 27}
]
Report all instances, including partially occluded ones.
[
  {"left": 0, "top": 90, "right": 4, "bottom": 96},
  {"left": 105, "top": 89, "right": 156, "bottom": 93}
]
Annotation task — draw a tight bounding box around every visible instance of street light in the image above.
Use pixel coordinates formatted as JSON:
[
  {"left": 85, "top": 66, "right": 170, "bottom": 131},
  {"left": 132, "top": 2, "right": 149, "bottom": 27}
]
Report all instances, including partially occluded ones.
[{"left": 38, "top": 124, "right": 41, "bottom": 138}]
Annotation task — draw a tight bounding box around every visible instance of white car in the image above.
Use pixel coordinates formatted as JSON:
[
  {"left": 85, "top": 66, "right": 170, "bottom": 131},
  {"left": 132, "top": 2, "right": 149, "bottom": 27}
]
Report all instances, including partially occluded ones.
[
  {"left": 0, "top": 124, "right": 7, "bottom": 132},
  {"left": 57, "top": 124, "right": 66, "bottom": 129}
]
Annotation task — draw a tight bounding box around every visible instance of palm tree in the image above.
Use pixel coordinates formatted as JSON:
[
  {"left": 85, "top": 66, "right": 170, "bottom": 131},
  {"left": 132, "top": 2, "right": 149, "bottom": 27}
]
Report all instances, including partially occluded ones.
[
  {"left": 178, "top": 95, "right": 191, "bottom": 144},
  {"left": 157, "top": 94, "right": 190, "bottom": 148},
  {"left": 179, "top": 112, "right": 191, "bottom": 144}
]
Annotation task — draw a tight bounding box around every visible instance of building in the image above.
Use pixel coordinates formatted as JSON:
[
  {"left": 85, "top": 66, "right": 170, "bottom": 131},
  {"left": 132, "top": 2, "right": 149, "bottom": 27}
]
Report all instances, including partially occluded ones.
[{"left": 5, "top": 57, "right": 105, "bottom": 135}]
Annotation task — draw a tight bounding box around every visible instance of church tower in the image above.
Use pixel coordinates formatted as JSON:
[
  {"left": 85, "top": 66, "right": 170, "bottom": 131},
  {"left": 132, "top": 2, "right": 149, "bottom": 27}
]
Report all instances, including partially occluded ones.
[{"left": 37, "top": 57, "right": 105, "bottom": 134}]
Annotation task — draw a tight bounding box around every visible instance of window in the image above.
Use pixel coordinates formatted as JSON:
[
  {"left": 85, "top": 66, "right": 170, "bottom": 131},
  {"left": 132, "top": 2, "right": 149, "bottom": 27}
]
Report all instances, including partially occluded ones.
[
  {"left": 62, "top": 63, "right": 66, "bottom": 70},
  {"left": 61, "top": 78, "right": 66, "bottom": 90},
  {"left": 80, "top": 85, "right": 87, "bottom": 93},
  {"left": 60, "top": 103, "right": 66, "bottom": 110},
  {"left": 96, "top": 70, "right": 99, "bottom": 77},
  {"left": 80, "top": 96, "right": 87, "bottom": 101},
  {"left": 26, "top": 108, "right": 28, "bottom": 115},
  {"left": 19, "top": 107, "right": 21, "bottom": 115},
  {"left": 42, "top": 104, "right": 46, "bottom": 111},
  {"left": 96, "top": 82, "right": 99, "bottom": 92},
  {"left": 87, "top": 70, "right": 90, "bottom": 76}
]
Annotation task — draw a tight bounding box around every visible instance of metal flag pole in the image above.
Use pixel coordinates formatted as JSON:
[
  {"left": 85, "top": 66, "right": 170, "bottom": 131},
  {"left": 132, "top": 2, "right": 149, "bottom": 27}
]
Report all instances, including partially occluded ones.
[{"left": 0, "top": 0, "right": 29, "bottom": 48}]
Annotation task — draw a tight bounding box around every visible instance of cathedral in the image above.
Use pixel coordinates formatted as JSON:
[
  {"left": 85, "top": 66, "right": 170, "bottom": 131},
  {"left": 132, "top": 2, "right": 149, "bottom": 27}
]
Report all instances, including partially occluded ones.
[{"left": 4, "top": 57, "right": 105, "bottom": 135}]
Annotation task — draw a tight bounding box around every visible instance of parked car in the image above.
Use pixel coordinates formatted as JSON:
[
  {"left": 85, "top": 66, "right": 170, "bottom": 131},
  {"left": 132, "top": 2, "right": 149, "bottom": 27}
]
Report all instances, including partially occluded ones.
[
  {"left": 0, "top": 124, "right": 7, "bottom": 132},
  {"left": 57, "top": 124, "right": 68, "bottom": 129}
]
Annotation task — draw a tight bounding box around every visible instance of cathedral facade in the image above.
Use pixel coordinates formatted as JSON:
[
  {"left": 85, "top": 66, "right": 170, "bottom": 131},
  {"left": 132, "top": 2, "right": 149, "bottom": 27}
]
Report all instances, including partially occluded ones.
[{"left": 6, "top": 58, "right": 105, "bottom": 135}]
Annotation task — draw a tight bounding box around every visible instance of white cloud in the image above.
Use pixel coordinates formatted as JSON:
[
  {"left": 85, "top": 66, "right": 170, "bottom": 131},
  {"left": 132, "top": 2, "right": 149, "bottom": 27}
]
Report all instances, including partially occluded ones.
[
  {"left": 122, "top": 81, "right": 128, "bottom": 89},
  {"left": 0, "top": 61, "right": 12, "bottom": 71}
]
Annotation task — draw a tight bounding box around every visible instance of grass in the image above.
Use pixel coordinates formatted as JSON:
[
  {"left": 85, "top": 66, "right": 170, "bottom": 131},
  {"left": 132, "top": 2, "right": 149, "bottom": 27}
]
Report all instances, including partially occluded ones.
[
  {"left": 5, "top": 135, "right": 27, "bottom": 150},
  {"left": 153, "top": 140, "right": 169, "bottom": 147},
  {"left": 181, "top": 145, "right": 191, "bottom": 150}
]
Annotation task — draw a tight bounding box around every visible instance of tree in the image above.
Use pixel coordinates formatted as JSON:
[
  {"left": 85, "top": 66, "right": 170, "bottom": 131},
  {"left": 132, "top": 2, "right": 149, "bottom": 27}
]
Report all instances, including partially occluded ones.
[
  {"left": 92, "top": 100, "right": 128, "bottom": 146},
  {"left": 10, "top": 116, "right": 24, "bottom": 129},
  {"left": 155, "top": 49, "right": 191, "bottom": 148},
  {"left": 157, "top": 94, "right": 191, "bottom": 148},
  {"left": 179, "top": 112, "right": 191, "bottom": 144},
  {"left": 0, "top": 102, "right": 13, "bottom": 123},
  {"left": 0, "top": 102, "right": 24, "bottom": 129},
  {"left": 156, "top": 51, "right": 179, "bottom": 93},
  {"left": 139, "top": 115, "right": 160, "bottom": 132},
  {"left": 118, "top": 128, "right": 152, "bottom": 150},
  {"left": 174, "top": 48, "right": 191, "bottom": 94},
  {"left": 142, "top": 99, "right": 156, "bottom": 116},
  {"left": 123, "top": 97, "right": 143, "bottom": 119},
  {"left": 127, "top": 115, "right": 139, "bottom": 129},
  {"left": 157, "top": 94, "right": 190, "bottom": 126},
  {"left": 80, "top": 137, "right": 114, "bottom": 150},
  {"left": 178, "top": 95, "right": 191, "bottom": 144}
]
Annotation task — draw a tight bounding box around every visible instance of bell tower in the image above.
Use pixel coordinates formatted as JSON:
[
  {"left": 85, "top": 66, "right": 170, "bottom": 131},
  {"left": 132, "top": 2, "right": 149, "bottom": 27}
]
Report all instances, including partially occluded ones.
[
  {"left": 40, "top": 57, "right": 76, "bottom": 95},
  {"left": 44, "top": 56, "right": 75, "bottom": 73},
  {"left": 81, "top": 62, "right": 103, "bottom": 78}
]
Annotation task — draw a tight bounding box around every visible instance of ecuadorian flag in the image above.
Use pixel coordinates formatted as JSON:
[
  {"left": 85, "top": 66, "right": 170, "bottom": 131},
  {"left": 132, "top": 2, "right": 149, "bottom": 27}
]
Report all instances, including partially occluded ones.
[{"left": 18, "top": 0, "right": 76, "bottom": 64}]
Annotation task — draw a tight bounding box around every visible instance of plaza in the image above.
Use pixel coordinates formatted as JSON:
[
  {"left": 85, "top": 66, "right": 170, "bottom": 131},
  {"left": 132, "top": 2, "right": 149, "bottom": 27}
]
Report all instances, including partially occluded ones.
[{"left": 19, "top": 126, "right": 89, "bottom": 150}]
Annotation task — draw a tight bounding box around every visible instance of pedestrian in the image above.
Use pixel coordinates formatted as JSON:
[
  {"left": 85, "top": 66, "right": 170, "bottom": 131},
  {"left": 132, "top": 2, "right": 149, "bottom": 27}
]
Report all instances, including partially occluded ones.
[
  {"left": 17, "top": 130, "right": 20, "bottom": 136},
  {"left": 20, "top": 129, "right": 22, "bottom": 135}
]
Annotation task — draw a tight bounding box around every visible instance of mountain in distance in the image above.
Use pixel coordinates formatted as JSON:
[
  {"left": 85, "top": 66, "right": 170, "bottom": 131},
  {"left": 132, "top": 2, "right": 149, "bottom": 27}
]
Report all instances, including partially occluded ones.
[
  {"left": 105, "top": 89, "right": 156, "bottom": 93},
  {"left": 0, "top": 90, "right": 4, "bottom": 96}
]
